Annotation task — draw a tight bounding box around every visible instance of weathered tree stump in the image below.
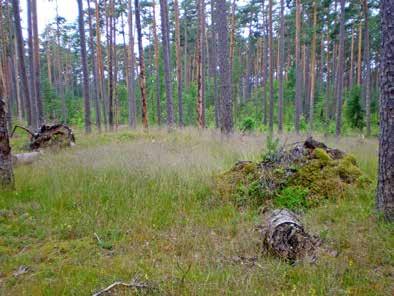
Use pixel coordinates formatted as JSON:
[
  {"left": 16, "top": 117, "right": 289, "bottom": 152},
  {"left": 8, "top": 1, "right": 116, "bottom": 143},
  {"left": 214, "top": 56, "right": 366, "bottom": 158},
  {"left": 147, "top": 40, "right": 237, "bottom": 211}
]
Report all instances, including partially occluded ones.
[
  {"left": 11, "top": 124, "right": 75, "bottom": 151},
  {"left": 259, "top": 209, "right": 321, "bottom": 262}
]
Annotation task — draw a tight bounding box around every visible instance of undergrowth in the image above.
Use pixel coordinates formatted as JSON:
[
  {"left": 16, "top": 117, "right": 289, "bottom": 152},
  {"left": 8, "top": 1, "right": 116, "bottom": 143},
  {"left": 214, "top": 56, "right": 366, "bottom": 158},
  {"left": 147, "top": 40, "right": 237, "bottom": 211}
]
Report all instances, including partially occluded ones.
[{"left": 0, "top": 127, "right": 392, "bottom": 295}]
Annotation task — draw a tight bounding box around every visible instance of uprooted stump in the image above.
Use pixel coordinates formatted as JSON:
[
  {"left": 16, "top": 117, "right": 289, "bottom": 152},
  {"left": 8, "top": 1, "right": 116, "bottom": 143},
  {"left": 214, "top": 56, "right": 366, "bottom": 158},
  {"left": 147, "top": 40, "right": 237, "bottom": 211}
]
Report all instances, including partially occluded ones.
[
  {"left": 259, "top": 209, "right": 321, "bottom": 262},
  {"left": 216, "top": 137, "right": 370, "bottom": 209},
  {"left": 11, "top": 124, "right": 75, "bottom": 151}
]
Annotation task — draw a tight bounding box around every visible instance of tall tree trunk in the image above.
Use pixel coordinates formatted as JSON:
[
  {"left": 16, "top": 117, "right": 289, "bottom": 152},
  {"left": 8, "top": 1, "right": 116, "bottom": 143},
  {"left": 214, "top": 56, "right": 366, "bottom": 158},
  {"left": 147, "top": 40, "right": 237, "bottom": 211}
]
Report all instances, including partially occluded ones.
[
  {"left": 335, "top": 0, "right": 345, "bottom": 137},
  {"left": 107, "top": 0, "right": 114, "bottom": 130},
  {"left": 362, "top": 0, "right": 371, "bottom": 136},
  {"left": 229, "top": 0, "right": 236, "bottom": 71},
  {"left": 159, "top": 0, "right": 174, "bottom": 128},
  {"left": 0, "top": 96, "right": 14, "bottom": 189},
  {"left": 210, "top": 0, "right": 219, "bottom": 128},
  {"left": 77, "top": 0, "right": 91, "bottom": 133},
  {"left": 268, "top": 0, "right": 274, "bottom": 132},
  {"left": 295, "top": 0, "right": 302, "bottom": 133},
  {"left": 349, "top": 25, "right": 355, "bottom": 89},
  {"left": 278, "top": 0, "right": 284, "bottom": 133},
  {"left": 174, "top": 0, "right": 183, "bottom": 127},
  {"left": 309, "top": 1, "right": 317, "bottom": 133},
  {"left": 12, "top": 0, "right": 32, "bottom": 127},
  {"left": 377, "top": 0, "right": 394, "bottom": 221},
  {"left": 95, "top": 0, "right": 108, "bottom": 129},
  {"left": 55, "top": 1, "right": 67, "bottom": 123},
  {"left": 87, "top": 0, "right": 101, "bottom": 132},
  {"left": 31, "top": 0, "right": 42, "bottom": 125},
  {"left": 152, "top": 0, "right": 161, "bottom": 126},
  {"left": 127, "top": 0, "right": 136, "bottom": 128},
  {"left": 357, "top": 20, "right": 362, "bottom": 85},
  {"left": 216, "top": 0, "right": 233, "bottom": 134},
  {"left": 261, "top": 0, "right": 268, "bottom": 125},
  {"left": 196, "top": 0, "right": 205, "bottom": 128},
  {"left": 135, "top": 0, "right": 148, "bottom": 129},
  {"left": 27, "top": 0, "right": 38, "bottom": 128}
]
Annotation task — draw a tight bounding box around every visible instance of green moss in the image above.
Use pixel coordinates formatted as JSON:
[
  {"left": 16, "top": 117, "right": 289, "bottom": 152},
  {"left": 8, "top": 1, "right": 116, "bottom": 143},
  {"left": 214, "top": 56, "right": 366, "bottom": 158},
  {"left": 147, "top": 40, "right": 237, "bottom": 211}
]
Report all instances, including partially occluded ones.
[{"left": 313, "top": 148, "right": 332, "bottom": 162}]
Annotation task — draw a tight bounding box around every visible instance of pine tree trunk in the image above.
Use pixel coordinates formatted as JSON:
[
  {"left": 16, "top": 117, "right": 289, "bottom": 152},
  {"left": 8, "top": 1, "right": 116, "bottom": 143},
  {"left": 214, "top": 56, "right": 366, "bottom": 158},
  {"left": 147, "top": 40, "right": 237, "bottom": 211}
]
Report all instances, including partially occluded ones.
[
  {"left": 210, "top": 0, "right": 219, "bottom": 128},
  {"left": 196, "top": 0, "right": 205, "bottom": 128},
  {"left": 152, "top": 0, "right": 161, "bottom": 126},
  {"left": 159, "top": 0, "right": 174, "bottom": 128},
  {"left": 335, "top": 0, "right": 345, "bottom": 137},
  {"left": 95, "top": 0, "right": 108, "bottom": 129},
  {"left": 216, "top": 0, "right": 233, "bottom": 134},
  {"left": 174, "top": 0, "right": 183, "bottom": 127},
  {"left": 135, "top": 0, "right": 148, "bottom": 129},
  {"left": 357, "top": 21, "right": 362, "bottom": 85},
  {"left": 127, "top": 0, "right": 137, "bottom": 128},
  {"left": 87, "top": 0, "right": 101, "bottom": 132},
  {"left": 362, "top": 0, "right": 371, "bottom": 136},
  {"left": 278, "top": 0, "right": 285, "bottom": 133},
  {"left": 377, "top": 0, "right": 394, "bottom": 222},
  {"left": 348, "top": 26, "right": 355, "bottom": 89},
  {"left": 27, "top": 0, "right": 38, "bottom": 128},
  {"left": 0, "top": 96, "right": 14, "bottom": 189},
  {"left": 106, "top": 0, "right": 114, "bottom": 130},
  {"left": 31, "top": 0, "right": 42, "bottom": 125},
  {"left": 267, "top": 0, "right": 274, "bottom": 131},
  {"left": 295, "top": 0, "right": 302, "bottom": 133},
  {"left": 12, "top": 0, "right": 32, "bottom": 127},
  {"left": 77, "top": 0, "right": 91, "bottom": 133},
  {"left": 309, "top": 1, "right": 317, "bottom": 133}
]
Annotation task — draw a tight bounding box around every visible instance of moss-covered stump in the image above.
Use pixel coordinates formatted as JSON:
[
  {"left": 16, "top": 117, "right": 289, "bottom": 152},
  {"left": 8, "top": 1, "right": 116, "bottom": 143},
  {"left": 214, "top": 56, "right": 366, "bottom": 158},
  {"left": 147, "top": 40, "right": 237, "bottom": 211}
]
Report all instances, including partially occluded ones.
[{"left": 216, "top": 137, "right": 370, "bottom": 209}]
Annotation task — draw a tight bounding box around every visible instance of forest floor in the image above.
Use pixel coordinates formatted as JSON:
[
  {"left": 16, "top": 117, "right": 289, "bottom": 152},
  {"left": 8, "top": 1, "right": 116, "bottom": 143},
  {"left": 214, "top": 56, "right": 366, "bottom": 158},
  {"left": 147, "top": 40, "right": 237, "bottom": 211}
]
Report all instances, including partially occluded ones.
[{"left": 0, "top": 128, "right": 393, "bottom": 295}]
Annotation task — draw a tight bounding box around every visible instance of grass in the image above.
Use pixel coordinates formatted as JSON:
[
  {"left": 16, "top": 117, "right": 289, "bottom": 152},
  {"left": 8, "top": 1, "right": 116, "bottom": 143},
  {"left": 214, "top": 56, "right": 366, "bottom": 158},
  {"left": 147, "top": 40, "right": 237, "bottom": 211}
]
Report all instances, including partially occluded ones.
[{"left": 0, "top": 127, "right": 393, "bottom": 295}]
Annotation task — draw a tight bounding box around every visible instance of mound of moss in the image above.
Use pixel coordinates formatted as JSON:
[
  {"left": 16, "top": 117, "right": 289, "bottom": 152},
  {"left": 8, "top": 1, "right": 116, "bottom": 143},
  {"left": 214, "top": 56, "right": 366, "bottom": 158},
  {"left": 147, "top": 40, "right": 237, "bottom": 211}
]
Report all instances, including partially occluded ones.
[{"left": 216, "top": 137, "right": 370, "bottom": 209}]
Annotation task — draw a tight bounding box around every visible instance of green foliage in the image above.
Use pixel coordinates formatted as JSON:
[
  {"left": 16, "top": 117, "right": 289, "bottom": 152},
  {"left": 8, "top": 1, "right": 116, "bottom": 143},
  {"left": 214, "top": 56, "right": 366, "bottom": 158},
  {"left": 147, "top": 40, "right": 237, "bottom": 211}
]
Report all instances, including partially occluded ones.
[
  {"left": 261, "top": 134, "right": 280, "bottom": 162},
  {"left": 240, "top": 117, "right": 256, "bottom": 132},
  {"left": 345, "top": 86, "right": 365, "bottom": 131},
  {"left": 274, "top": 186, "right": 309, "bottom": 210}
]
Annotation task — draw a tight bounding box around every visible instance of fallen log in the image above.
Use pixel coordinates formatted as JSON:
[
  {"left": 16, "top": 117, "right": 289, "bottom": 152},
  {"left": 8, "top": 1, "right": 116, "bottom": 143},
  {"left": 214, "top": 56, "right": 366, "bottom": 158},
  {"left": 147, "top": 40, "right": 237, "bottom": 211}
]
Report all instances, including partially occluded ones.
[
  {"left": 259, "top": 209, "right": 321, "bottom": 262},
  {"left": 11, "top": 124, "right": 75, "bottom": 151}
]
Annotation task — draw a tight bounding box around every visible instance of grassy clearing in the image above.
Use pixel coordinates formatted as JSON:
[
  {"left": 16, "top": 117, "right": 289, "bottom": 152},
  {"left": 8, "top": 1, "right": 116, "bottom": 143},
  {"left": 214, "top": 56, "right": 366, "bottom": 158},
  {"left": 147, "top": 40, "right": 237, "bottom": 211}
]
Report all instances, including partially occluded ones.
[{"left": 1, "top": 128, "right": 393, "bottom": 295}]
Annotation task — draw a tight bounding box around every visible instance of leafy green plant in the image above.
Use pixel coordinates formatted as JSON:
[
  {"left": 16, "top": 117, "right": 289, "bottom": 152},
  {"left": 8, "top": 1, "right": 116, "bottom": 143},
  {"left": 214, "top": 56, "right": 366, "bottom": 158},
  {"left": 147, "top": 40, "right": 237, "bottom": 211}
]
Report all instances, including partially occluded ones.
[
  {"left": 240, "top": 117, "right": 256, "bottom": 132},
  {"left": 274, "top": 186, "right": 310, "bottom": 210}
]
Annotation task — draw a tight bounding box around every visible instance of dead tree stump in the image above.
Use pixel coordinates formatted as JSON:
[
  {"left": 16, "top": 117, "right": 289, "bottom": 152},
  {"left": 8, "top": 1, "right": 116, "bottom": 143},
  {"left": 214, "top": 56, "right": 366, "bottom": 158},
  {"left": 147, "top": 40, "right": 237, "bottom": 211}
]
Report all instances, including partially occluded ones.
[{"left": 259, "top": 209, "right": 321, "bottom": 262}]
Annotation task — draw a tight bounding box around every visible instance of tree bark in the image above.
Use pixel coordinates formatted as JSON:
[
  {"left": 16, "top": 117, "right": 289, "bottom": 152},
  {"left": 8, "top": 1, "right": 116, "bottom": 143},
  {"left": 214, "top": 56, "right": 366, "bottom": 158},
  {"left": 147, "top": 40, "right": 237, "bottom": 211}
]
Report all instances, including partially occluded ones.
[
  {"left": 295, "top": 0, "right": 302, "bottom": 133},
  {"left": 12, "top": 0, "right": 33, "bottom": 127},
  {"left": 87, "top": 0, "right": 101, "bottom": 132},
  {"left": 95, "top": 0, "right": 108, "bottom": 128},
  {"left": 27, "top": 0, "right": 38, "bottom": 128},
  {"left": 135, "top": 0, "right": 148, "bottom": 129},
  {"left": 377, "top": 0, "right": 394, "bottom": 222},
  {"left": 268, "top": 0, "right": 274, "bottom": 132},
  {"left": 174, "top": 0, "right": 183, "bottom": 127},
  {"left": 278, "top": 0, "right": 285, "bottom": 133},
  {"left": 77, "top": 0, "right": 91, "bottom": 133},
  {"left": 216, "top": 0, "right": 233, "bottom": 134},
  {"left": 335, "top": 0, "right": 345, "bottom": 137},
  {"left": 196, "top": 0, "right": 205, "bottom": 128},
  {"left": 31, "top": 0, "right": 43, "bottom": 125},
  {"left": 357, "top": 20, "right": 362, "bottom": 85},
  {"left": 159, "top": 0, "right": 174, "bottom": 128},
  {"left": 150, "top": 0, "right": 161, "bottom": 126},
  {"left": 309, "top": 1, "right": 317, "bottom": 133},
  {"left": 0, "top": 96, "right": 14, "bottom": 189},
  {"left": 127, "top": 0, "right": 137, "bottom": 128},
  {"left": 362, "top": 0, "right": 371, "bottom": 136}
]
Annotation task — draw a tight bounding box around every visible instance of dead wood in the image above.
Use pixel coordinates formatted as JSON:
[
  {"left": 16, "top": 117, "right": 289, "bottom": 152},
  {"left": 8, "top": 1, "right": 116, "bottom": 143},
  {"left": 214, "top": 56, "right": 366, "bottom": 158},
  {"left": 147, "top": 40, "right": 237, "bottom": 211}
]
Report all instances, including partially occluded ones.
[
  {"left": 92, "top": 278, "right": 153, "bottom": 296},
  {"left": 259, "top": 209, "right": 321, "bottom": 262},
  {"left": 11, "top": 124, "right": 75, "bottom": 151}
]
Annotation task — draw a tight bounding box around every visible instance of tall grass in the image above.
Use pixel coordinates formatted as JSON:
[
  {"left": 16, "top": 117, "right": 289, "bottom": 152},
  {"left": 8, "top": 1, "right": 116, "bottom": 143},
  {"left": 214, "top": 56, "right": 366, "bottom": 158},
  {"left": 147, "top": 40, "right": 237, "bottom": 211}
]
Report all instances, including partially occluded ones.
[{"left": 0, "top": 128, "right": 392, "bottom": 295}]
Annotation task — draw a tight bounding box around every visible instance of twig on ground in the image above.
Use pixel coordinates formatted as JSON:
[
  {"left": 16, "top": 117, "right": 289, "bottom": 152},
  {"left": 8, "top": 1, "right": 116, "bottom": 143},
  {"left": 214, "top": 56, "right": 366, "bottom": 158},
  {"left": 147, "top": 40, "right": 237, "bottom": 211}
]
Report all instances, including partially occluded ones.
[{"left": 92, "top": 278, "right": 152, "bottom": 296}]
